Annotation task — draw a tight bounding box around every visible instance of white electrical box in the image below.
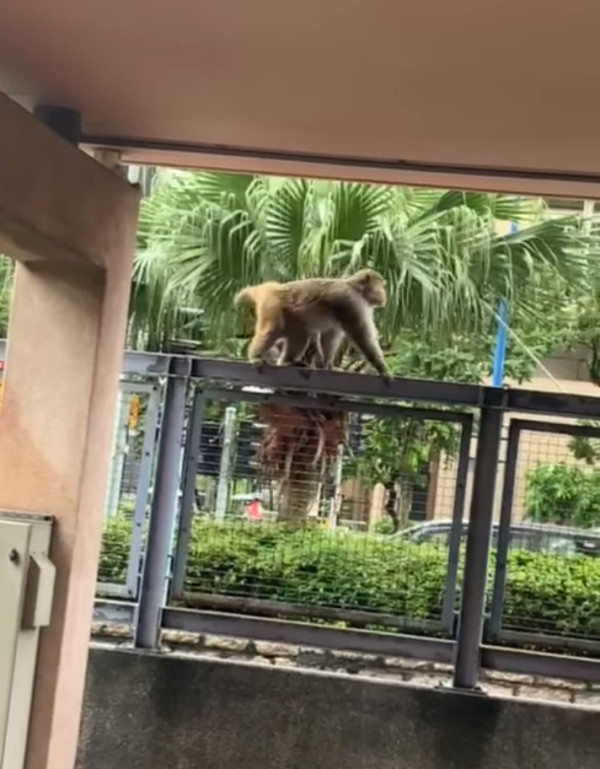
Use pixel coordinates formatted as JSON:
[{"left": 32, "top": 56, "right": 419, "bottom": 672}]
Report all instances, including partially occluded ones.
[{"left": 0, "top": 512, "right": 55, "bottom": 769}]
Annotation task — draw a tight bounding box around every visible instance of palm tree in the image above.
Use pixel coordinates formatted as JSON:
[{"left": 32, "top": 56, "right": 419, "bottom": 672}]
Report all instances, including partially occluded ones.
[
  {"left": 135, "top": 171, "right": 597, "bottom": 524},
  {"left": 134, "top": 171, "right": 593, "bottom": 352}
]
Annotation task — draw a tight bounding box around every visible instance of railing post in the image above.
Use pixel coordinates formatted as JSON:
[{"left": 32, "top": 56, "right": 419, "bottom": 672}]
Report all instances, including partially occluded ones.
[
  {"left": 488, "top": 420, "right": 521, "bottom": 639},
  {"left": 441, "top": 414, "right": 473, "bottom": 632},
  {"left": 125, "top": 382, "right": 163, "bottom": 599},
  {"left": 452, "top": 390, "right": 504, "bottom": 689},
  {"left": 215, "top": 405, "right": 237, "bottom": 522},
  {"left": 170, "top": 386, "right": 206, "bottom": 600},
  {"left": 134, "top": 359, "right": 189, "bottom": 649}
]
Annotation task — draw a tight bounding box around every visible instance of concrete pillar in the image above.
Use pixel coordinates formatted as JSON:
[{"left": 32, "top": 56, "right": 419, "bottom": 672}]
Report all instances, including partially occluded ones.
[{"left": 0, "top": 92, "right": 140, "bottom": 769}]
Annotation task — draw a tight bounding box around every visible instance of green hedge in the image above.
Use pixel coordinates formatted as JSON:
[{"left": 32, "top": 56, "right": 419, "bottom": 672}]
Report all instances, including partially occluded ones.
[
  {"left": 99, "top": 515, "right": 135, "bottom": 583},
  {"left": 185, "top": 523, "right": 450, "bottom": 621},
  {"left": 99, "top": 518, "right": 600, "bottom": 640}
]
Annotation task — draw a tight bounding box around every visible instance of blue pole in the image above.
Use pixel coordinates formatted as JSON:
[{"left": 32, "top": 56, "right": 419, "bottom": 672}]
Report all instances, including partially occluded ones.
[
  {"left": 491, "top": 298, "right": 509, "bottom": 387},
  {"left": 491, "top": 221, "right": 517, "bottom": 387}
]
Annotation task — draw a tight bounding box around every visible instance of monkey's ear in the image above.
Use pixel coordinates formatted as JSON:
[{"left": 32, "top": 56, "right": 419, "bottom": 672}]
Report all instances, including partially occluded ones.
[{"left": 365, "top": 267, "right": 384, "bottom": 283}]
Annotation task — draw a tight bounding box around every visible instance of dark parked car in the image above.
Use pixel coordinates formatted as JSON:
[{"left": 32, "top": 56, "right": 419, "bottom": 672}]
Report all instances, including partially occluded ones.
[{"left": 394, "top": 519, "right": 600, "bottom": 558}]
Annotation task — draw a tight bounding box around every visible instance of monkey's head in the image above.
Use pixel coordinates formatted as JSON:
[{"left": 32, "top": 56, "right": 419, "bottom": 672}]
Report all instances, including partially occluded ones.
[{"left": 349, "top": 269, "right": 387, "bottom": 307}]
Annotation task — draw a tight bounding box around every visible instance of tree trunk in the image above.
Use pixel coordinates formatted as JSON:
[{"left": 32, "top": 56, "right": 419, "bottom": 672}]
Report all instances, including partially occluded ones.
[
  {"left": 397, "top": 477, "right": 414, "bottom": 528},
  {"left": 259, "top": 405, "right": 347, "bottom": 527},
  {"left": 384, "top": 480, "right": 399, "bottom": 532},
  {"left": 277, "top": 465, "right": 321, "bottom": 526}
]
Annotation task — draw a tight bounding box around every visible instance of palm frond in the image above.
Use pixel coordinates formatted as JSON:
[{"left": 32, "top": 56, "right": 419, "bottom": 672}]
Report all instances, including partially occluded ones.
[
  {"left": 265, "top": 178, "right": 310, "bottom": 278},
  {"left": 423, "top": 191, "right": 541, "bottom": 223}
]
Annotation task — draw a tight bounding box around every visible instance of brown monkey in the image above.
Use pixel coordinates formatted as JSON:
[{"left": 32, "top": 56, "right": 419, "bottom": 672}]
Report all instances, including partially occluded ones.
[{"left": 234, "top": 269, "right": 389, "bottom": 377}]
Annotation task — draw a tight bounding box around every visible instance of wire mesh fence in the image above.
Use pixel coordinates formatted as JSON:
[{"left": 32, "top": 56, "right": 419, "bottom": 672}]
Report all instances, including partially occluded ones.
[
  {"left": 190, "top": 399, "right": 463, "bottom": 530},
  {"left": 490, "top": 420, "right": 600, "bottom": 646},
  {"left": 168, "top": 388, "right": 471, "bottom": 634}
]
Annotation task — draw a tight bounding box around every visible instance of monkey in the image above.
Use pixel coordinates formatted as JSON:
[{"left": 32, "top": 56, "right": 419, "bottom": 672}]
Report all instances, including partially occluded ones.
[
  {"left": 234, "top": 269, "right": 390, "bottom": 378},
  {"left": 235, "top": 278, "right": 343, "bottom": 369},
  {"left": 236, "top": 270, "right": 389, "bottom": 376}
]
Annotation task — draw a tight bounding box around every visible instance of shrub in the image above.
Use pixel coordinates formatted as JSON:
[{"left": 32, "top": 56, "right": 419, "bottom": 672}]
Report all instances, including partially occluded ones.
[
  {"left": 372, "top": 518, "right": 396, "bottom": 535},
  {"left": 99, "top": 517, "right": 600, "bottom": 641},
  {"left": 525, "top": 462, "right": 600, "bottom": 528},
  {"left": 98, "top": 515, "right": 133, "bottom": 582},
  {"left": 185, "top": 522, "right": 449, "bottom": 620},
  {"left": 500, "top": 549, "right": 600, "bottom": 637}
]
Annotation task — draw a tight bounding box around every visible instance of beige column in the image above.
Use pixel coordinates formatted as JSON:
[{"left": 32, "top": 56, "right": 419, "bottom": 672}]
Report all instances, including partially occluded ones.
[{"left": 0, "top": 93, "right": 140, "bottom": 769}]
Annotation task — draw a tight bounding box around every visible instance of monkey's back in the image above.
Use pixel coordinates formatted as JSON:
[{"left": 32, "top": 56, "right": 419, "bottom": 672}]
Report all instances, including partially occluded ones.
[{"left": 281, "top": 277, "right": 364, "bottom": 331}]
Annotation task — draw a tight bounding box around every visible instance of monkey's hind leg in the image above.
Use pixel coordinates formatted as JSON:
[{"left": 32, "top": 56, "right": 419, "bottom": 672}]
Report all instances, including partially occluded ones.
[
  {"left": 308, "top": 334, "right": 326, "bottom": 368},
  {"left": 320, "top": 329, "right": 344, "bottom": 370}
]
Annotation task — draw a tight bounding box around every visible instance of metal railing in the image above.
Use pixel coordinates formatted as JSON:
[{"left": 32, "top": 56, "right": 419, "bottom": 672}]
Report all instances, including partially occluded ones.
[
  {"left": 488, "top": 419, "right": 600, "bottom": 653},
  {"left": 169, "top": 387, "right": 472, "bottom": 638},
  {"left": 90, "top": 352, "right": 600, "bottom": 688},
  {"left": 5, "top": 343, "right": 598, "bottom": 688}
]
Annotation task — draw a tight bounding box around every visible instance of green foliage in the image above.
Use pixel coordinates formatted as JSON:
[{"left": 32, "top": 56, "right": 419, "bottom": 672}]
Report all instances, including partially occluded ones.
[
  {"left": 347, "top": 415, "right": 459, "bottom": 487},
  {"left": 344, "top": 306, "right": 577, "bottom": 524},
  {"left": 373, "top": 518, "right": 396, "bottom": 535},
  {"left": 567, "top": 225, "right": 600, "bottom": 383},
  {"left": 346, "top": 331, "right": 466, "bottom": 526},
  {"left": 388, "top": 332, "right": 488, "bottom": 382},
  {"left": 345, "top": 298, "right": 582, "bottom": 522},
  {"left": 525, "top": 463, "right": 600, "bottom": 528},
  {"left": 569, "top": 421, "right": 600, "bottom": 466},
  {"left": 0, "top": 255, "right": 13, "bottom": 337},
  {"left": 185, "top": 522, "right": 448, "bottom": 619},
  {"left": 98, "top": 515, "right": 134, "bottom": 582},
  {"left": 99, "top": 517, "right": 600, "bottom": 640},
  {"left": 503, "top": 548, "right": 600, "bottom": 637},
  {"left": 133, "top": 172, "right": 596, "bottom": 356},
  {"left": 1, "top": 175, "right": 600, "bottom": 384}
]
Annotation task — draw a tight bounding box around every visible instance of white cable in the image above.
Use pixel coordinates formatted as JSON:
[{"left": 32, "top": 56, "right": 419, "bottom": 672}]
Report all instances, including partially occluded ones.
[{"left": 488, "top": 303, "right": 567, "bottom": 393}]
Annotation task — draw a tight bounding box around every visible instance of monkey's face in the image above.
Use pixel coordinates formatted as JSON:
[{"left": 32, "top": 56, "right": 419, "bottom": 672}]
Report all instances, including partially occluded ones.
[
  {"left": 367, "top": 279, "right": 387, "bottom": 307},
  {"left": 355, "top": 270, "right": 387, "bottom": 307}
]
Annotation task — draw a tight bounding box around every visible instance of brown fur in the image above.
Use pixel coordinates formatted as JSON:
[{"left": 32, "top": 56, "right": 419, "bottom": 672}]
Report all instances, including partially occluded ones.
[{"left": 234, "top": 269, "right": 389, "bottom": 377}]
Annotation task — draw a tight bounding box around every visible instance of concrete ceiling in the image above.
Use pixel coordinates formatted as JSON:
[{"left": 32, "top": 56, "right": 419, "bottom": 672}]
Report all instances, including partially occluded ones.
[{"left": 2, "top": 0, "right": 600, "bottom": 195}]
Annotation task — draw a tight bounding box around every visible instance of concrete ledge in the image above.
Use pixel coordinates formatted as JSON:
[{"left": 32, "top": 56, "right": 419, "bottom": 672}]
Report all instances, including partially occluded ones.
[
  {"left": 77, "top": 646, "right": 600, "bottom": 769},
  {"left": 91, "top": 623, "right": 600, "bottom": 706}
]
